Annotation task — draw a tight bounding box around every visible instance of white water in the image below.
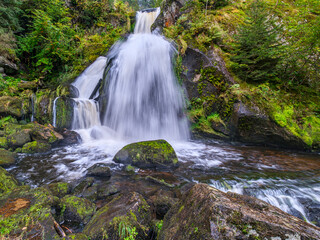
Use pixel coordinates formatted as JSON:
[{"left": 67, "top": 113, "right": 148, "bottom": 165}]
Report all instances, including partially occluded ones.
[
  {"left": 45, "top": 8, "right": 320, "bottom": 226},
  {"left": 52, "top": 97, "right": 59, "bottom": 127}
]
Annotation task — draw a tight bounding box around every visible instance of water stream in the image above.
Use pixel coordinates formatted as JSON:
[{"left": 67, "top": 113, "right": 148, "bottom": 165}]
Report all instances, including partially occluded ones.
[{"left": 7, "top": 8, "right": 320, "bottom": 227}]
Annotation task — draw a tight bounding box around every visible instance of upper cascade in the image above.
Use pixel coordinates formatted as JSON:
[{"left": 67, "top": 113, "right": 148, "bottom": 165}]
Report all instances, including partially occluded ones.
[{"left": 134, "top": 7, "right": 161, "bottom": 34}]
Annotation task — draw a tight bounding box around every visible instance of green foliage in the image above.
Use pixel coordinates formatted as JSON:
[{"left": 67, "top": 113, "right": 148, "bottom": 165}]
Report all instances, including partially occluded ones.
[
  {"left": 279, "top": 0, "right": 320, "bottom": 88},
  {"left": 118, "top": 220, "right": 138, "bottom": 240},
  {"left": 231, "top": 0, "right": 283, "bottom": 83},
  {"left": 0, "top": 0, "right": 22, "bottom": 31}
]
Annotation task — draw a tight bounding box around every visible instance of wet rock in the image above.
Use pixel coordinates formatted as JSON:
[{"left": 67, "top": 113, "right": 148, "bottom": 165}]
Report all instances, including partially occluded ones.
[
  {"left": 82, "top": 185, "right": 98, "bottom": 201},
  {"left": 0, "top": 148, "right": 17, "bottom": 166},
  {"left": 47, "top": 182, "right": 71, "bottom": 198},
  {"left": 7, "top": 129, "right": 31, "bottom": 148},
  {"left": 230, "top": 102, "right": 308, "bottom": 150},
  {"left": 73, "top": 177, "right": 95, "bottom": 196},
  {"left": 113, "top": 139, "right": 179, "bottom": 170},
  {"left": 159, "top": 183, "right": 320, "bottom": 240},
  {"left": 29, "top": 122, "right": 64, "bottom": 145},
  {"left": 0, "top": 186, "right": 59, "bottom": 239},
  {"left": 83, "top": 192, "right": 152, "bottom": 240},
  {"left": 97, "top": 182, "right": 120, "bottom": 200},
  {"left": 150, "top": 189, "right": 178, "bottom": 219},
  {"left": 60, "top": 195, "right": 96, "bottom": 226},
  {"left": 0, "top": 166, "right": 19, "bottom": 194},
  {"left": 0, "top": 96, "right": 23, "bottom": 118},
  {"left": 62, "top": 233, "right": 88, "bottom": 240},
  {"left": 58, "top": 129, "right": 81, "bottom": 146},
  {"left": 21, "top": 140, "right": 51, "bottom": 153},
  {"left": 86, "top": 163, "right": 111, "bottom": 178}
]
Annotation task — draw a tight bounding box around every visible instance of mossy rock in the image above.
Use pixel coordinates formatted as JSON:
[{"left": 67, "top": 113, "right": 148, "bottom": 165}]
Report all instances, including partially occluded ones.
[
  {"left": 72, "top": 177, "right": 95, "bottom": 197},
  {"left": 62, "top": 233, "right": 89, "bottom": 240},
  {"left": 21, "top": 141, "right": 51, "bottom": 153},
  {"left": 7, "top": 129, "right": 31, "bottom": 148},
  {"left": 159, "top": 183, "right": 320, "bottom": 240},
  {"left": 60, "top": 195, "right": 96, "bottom": 226},
  {"left": 54, "top": 97, "right": 74, "bottom": 130},
  {"left": 47, "top": 182, "right": 71, "bottom": 198},
  {"left": 4, "top": 123, "right": 23, "bottom": 136},
  {"left": 0, "top": 166, "right": 19, "bottom": 194},
  {"left": 0, "top": 148, "right": 17, "bottom": 166},
  {"left": 83, "top": 192, "right": 152, "bottom": 240},
  {"left": 0, "top": 96, "right": 23, "bottom": 118},
  {"left": 0, "top": 186, "right": 59, "bottom": 239},
  {"left": 0, "top": 137, "right": 8, "bottom": 149},
  {"left": 113, "top": 139, "right": 179, "bottom": 170},
  {"left": 86, "top": 163, "right": 111, "bottom": 178}
]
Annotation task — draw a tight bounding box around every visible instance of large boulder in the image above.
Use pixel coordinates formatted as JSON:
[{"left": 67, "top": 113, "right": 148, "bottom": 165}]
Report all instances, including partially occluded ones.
[
  {"left": 159, "top": 183, "right": 320, "bottom": 240},
  {"left": 0, "top": 186, "right": 59, "bottom": 239},
  {"left": 60, "top": 195, "right": 96, "bottom": 226},
  {"left": 229, "top": 102, "right": 308, "bottom": 150},
  {"left": 7, "top": 129, "right": 31, "bottom": 148},
  {"left": 83, "top": 192, "right": 152, "bottom": 240},
  {"left": 0, "top": 149, "right": 17, "bottom": 166},
  {"left": 113, "top": 140, "right": 179, "bottom": 170},
  {"left": 0, "top": 167, "right": 19, "bottom": 194},
  {"left": 21, "top": 141, "right": 51, "bottom": 153}
]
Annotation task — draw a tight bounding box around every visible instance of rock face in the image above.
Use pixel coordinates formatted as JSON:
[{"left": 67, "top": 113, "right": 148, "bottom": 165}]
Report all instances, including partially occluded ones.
[
  {"left": 83, "top": 192, "right": 152, "bottom": 240},
  {"left": 159, "top": 183, "right": 320, "bottom": 240},
  {"left": 229, "top": 102, "right": 308, "bottom": 149},
  {"left": 54, "top": 97, "right": 74, "bottom": 130},
  {"left": 113, "top": 140, "right": 179, "bottom": 170}
]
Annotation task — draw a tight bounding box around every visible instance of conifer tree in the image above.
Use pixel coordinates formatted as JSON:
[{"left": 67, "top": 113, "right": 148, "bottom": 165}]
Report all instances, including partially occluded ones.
[{"left": 231, "top": 0, "right": 282, "bottom": 83}]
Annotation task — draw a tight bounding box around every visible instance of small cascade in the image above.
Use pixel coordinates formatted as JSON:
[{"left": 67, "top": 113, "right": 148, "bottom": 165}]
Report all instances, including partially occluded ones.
[
  {"left": 30, "top": 93, "right": 36, "bottom": 122},
  {"left": 52, "top": 97, "right": 59, "bottom": 128},
  {"left": 70, "top": 57, "right": 106, "bottom": 132},
  {"left": 134, "top": 8, "right": 160, "bottom": 34},
  {"left": 72, "top": 99, "right": 100, "bottom": 129}
]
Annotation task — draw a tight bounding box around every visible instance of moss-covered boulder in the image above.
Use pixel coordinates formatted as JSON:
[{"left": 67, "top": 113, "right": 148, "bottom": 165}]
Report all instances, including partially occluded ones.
[
  {"left": 7, "top": 129, "right": 31, "bottom": 148},
  {"left": 0, "top": 186, "right": 59, "bottom": 239},
  {"left": 60, "top": 195, "right": 96, "bottom": 226},
  {"left": 28, "top": 122, "right": 63, "bottom": 145},
  {"left": 113, "top": 140, "right": 179, "bottom": 170},
  {"left": 47, "top": 182, "right": 71, "bottom": 198},
  {"left": 0, "top": 137, "right": 8, "bottom": 149},
  {"left": 21, "top": 141, "right": 51, "bottom": 153},
  {"left": 0, "top": 96, "right": 23, "bottom": 118},
  {"left": 86, "top": 163, "right": 111, "bottom": 178},
  {"left": 0, "top": 167, "right": 19, "bottom": 194},
  {"left": 0, "top": 149, "right": 17, "bottom": 166},
  {"left": 83, "top": 192, "right": 152, "bottom": 240},
  {"left": 159, "top": 183, "right": 320, "bottom": 240}
]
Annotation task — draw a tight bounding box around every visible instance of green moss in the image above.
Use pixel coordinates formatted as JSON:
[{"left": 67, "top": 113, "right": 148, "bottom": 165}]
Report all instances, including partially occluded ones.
[
  {"left": 61, "top": 195, "right": 95, "bottom": 222},
  {"left": 0, "top": 167, "right": 19, "bottom": 194},
  {"left": 21, "top": 141, "right": 51, "bottom": 154},
  {"left": 0, "top": 137, "right": 8, "bottom": 149}
]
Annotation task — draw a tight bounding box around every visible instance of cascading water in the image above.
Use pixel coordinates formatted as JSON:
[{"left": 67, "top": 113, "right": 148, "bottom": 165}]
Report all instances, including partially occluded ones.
[
  {"left": 101, "top": 8, "right": 189, "bottom": 140},
  {"left": 9, "top": 7, "right": 320, "bottom": 229},
  {"left": 71, "top": 7, "right": 189, "bottom": 142}
]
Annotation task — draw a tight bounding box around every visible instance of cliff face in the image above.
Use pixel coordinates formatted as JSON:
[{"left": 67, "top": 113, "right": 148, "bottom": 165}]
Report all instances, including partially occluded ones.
[{"left": 154, "top": 0, "right": 319, "bottom": 151}]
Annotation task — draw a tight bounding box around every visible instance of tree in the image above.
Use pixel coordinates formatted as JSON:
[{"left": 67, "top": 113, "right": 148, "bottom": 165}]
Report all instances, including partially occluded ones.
[{"left": 231, "top": 0, "right": 283, "bottom": 83}]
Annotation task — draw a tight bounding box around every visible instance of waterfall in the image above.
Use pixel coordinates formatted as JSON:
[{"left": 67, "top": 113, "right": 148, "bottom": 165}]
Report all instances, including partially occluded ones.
[
  {"left": 70, "top": 7, "right": 189, "bottom": 142},
  {"left": 101, "top": 7, "right": 189, "bottom": 140},
  {"left": 52, "top": 97, "right": 59, "bottom": 128},
  {"left": 31, "top": 93, "right": 36, "bottom": 122},
  {"left": 70, "top": 57, "right": 106, "bottom": 131}
]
